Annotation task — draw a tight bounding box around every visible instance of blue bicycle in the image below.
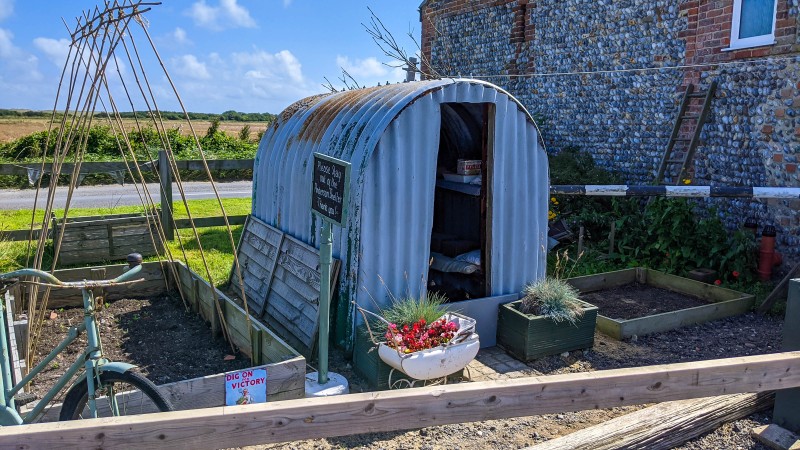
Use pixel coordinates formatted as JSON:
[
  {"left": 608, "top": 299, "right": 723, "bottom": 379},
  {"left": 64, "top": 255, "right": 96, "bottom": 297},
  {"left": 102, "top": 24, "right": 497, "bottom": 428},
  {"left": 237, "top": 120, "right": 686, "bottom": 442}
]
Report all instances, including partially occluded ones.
[{"left": 0, "top": 254, "right": 174, "bottom": 424}]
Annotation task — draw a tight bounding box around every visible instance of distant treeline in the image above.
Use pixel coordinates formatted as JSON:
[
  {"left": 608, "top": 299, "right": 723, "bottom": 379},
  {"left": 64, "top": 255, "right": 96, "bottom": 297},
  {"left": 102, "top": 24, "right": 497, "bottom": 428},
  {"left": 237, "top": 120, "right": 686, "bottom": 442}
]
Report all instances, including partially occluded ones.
[{"left": 0, "top": 109, "right": 276, "bottom": 122}]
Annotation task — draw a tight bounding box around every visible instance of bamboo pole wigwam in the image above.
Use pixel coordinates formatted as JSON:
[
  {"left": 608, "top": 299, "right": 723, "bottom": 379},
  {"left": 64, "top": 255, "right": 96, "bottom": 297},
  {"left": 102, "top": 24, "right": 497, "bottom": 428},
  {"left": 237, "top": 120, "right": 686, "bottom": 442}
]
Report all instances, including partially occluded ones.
[{"left": 20, "top": 0, "right": 258, "bottom": 365}]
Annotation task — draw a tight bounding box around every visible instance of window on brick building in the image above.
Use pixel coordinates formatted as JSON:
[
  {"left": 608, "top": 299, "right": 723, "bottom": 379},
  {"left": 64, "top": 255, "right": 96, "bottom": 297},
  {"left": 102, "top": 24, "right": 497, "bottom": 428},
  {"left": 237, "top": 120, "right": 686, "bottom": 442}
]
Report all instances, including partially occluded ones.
[{"left": 728, "top": 0, "right": 777, "bottom": 50}]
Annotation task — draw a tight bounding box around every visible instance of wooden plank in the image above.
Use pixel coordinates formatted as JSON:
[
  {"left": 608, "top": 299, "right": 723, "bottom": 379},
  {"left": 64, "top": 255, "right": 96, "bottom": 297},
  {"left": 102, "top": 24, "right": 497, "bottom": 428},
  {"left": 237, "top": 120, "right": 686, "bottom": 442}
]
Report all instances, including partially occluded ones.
[
  {"left": 595, "top": 316, "right": 623, "bottom": 340},
  {"left": 230, "top": 216, "right": 340, "bottom": 359},
  {"left": 775, "top": 279, "right": 800, "bottom": 434},
  {"left": 566, "top": 268, "right": 637, "bottom": 293},
  {"left": 0, "top": 159, "right": 254, "bottom": 177},
  {"left": 222, "top": 298, "right": 254, "bottom": 355},
  {"left": 175, "top": 159, "right": 254, "bottom": 171},
  {"left": 35, "top": 356, "right": 305, "bottom": 422},
  {"left": 260, "top": 329, "right": 297, "bottom": 364},
  {"left": 0, "top": 161, "right": 153, "bottom": 176},
  {"left": 177, "top": 264, "right": 198, "bottom": 309},
  {"left": 240, "top": 245, "right": 280, "bottom": 279},
  {"left": 530, "top": 393, "right": 774, "bottom": 450},
  {"left": 37, "top": 262, "right": 168, "bottom": 309},
  {"left": 616, "top": 296, "right": 755, "bottom": 339},
  {"left": 7, "top": 352, "right": 800, "bottom": 449},
  {"left": 172, "top": 261, "right": 302, "bottom": 361},
  {"left": 246, "top": 218, "right": 284, "bottom": 248},
  {"left": 173, "top": 215, "right": 248, "bottom": 229},
  {"left": 260, "top": 299, "right": 311, "bottom": 358},
  {"left": 263, "top": 294, "right": 315, "bottom": 342},
  {"left": 281, "top": 238, "right": 321, "bottom": 276},
  {"left": 1, "top": 217, "right": 244, "bottom": 242},
  {"left": 751, "top": 424, "right": 800, "bottom": 450},
  {"left": 258, "top": 232, "right": 286, "bottom": 317},
  {"left": 271, "top": 267, "right": 320, "bottom": 309},
  {"left": 0, "top": 228, "right": 43, "bottom": 242},
  {"left": 645, "top": 269, "right": 746, "bottom": 302}
]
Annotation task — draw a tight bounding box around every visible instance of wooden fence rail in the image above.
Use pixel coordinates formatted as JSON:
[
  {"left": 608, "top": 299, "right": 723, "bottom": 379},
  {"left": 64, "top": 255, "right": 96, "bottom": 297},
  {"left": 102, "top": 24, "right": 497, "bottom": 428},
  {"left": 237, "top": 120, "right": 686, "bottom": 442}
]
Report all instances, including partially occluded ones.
[
  {"left": 2, "top": 351, "right": 799, "bottom": 449},
  {"left": 0, "top": 215, "right": 248, "bottom": 242},
  {"left": 0, "top": 159, "right": 253, "bottom": 176}
]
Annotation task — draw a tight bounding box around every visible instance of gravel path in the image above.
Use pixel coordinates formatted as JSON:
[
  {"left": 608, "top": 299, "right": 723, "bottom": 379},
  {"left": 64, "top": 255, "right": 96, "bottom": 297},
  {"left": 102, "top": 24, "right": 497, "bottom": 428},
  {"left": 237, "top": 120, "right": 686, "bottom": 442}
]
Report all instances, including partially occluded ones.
[{"left": 249, "top": 312, "right": 783, "bottom": 450}]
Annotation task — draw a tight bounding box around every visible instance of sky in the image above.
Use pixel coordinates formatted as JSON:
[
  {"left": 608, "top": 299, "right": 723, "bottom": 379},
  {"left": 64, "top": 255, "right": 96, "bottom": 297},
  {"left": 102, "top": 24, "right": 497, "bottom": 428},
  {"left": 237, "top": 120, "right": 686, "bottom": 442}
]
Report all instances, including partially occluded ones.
[{"left": 0, "top": 0, "right": 422, "bottom": 114}]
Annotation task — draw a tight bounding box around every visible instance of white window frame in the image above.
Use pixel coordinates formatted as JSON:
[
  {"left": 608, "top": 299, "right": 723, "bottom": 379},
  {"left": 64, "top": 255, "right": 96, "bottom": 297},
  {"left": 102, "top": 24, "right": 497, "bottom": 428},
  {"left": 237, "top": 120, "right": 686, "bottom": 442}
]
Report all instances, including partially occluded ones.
[{"left": 724, "top": 0, "right": 778, "bottom": 51}]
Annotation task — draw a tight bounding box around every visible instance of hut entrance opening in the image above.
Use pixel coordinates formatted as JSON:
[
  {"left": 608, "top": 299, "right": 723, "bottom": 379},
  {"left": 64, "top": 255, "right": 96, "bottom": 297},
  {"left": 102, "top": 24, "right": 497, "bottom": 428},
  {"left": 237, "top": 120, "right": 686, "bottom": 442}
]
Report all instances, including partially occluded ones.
[{"left": 428, "top": 103, "right": 493, "bottom": 302}]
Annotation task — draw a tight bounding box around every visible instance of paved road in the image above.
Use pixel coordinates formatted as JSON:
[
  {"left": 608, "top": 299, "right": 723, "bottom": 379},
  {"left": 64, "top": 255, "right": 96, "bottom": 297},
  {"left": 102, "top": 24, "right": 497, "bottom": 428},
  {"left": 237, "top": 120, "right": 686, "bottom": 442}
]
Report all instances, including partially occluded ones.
[{"left": 0, "top": 181, "right": 253, "bottom": 210}]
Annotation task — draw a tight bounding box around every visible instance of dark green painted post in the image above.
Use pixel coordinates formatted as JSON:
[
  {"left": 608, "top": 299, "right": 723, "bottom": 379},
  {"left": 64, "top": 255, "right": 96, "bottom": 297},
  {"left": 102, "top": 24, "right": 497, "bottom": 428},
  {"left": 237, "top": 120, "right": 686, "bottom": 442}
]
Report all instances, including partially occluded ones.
[
  {"left": 773, "top": 278, "right": 800, "bottom": 433},
  {"left": 318, "top": 220, "right": 333, "bottom": 384},
  {"left": 311, "top": 152, "right": 351, "bottom": 386},
  {"left": 158, "top": 150, "right": 174, "bottom": 241}
]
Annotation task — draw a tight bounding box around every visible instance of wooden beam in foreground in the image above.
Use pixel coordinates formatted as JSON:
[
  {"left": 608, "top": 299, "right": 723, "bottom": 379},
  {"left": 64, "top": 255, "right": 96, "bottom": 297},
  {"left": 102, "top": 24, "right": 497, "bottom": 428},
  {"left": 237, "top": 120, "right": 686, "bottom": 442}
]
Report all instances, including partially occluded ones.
[
  {"left": 4, "top": 351, "right": 800, "bottom": 450},
  {"left": 527, "top": 392, "right": 774, "bottom": 450}
]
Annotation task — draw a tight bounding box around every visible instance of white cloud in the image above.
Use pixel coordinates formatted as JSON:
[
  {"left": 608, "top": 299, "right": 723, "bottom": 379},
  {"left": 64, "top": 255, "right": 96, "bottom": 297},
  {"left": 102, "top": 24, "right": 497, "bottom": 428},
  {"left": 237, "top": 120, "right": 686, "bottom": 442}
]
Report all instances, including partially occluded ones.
[
  {"left": 331, "top": 55, "right": 407, "bottom": 89},
  {"left": 336, "top": 55, "right": 390, "bottom": 79},
  {"left": 0, "top": 27, "right": 42, "bottom": 87},
  {"left": 186, "top": 0, "right": 256, "bottom": 31},
  {"left": 173, "top": 54, "right": 211, "bottom": 79},
  {"left": 0, "top": 27, "right": 15, "bottom": 57},
  {"left": 33, "top": 37, "right": 70, "bottom": 67},
  {"left": 232, "top": 49, "right": 303, "bottom": 83},
  {"left": 161, "top": 47, "right": 317, "bottom": 113},
  {"left": 0, "top": 0, "right": 13, "bottom": 22},
  {"left": 172, "top": 27, "right": 190, "bottom": 45},
  {"left": 283, "top": 0, "right": 293, "bottom": 7}
]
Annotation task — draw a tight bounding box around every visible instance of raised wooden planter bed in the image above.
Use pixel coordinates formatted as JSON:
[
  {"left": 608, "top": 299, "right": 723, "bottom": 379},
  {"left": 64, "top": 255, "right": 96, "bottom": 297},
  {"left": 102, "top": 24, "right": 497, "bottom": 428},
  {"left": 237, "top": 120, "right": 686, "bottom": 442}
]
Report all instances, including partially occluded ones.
[
  {"left": 53, "top": 212, "right": 162, "bottom": 265},
  {"left": 8, "top": 260, "right": 305, "bottom": 421},
  {"left": 566, "top": 268, "right": 755, "bottom": 340},
  {"left": 497, "top": 299, "right": 598, "bottom": 361}
]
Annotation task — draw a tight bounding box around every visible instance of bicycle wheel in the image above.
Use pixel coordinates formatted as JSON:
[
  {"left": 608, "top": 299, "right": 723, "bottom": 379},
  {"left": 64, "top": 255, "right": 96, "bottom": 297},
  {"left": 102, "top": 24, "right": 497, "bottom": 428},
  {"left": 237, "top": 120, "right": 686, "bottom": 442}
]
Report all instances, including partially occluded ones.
[{"left": 59, "top": 370, "right": 174, "bottom": 420}]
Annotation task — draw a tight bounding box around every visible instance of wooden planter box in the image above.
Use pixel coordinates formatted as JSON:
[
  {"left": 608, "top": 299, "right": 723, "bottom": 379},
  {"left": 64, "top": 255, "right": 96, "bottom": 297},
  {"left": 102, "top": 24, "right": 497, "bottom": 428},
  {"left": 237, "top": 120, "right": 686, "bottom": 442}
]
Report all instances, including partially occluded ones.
[
  {"left": 567, "top": 268, "right": 756, "bottom": 340},
  {"left": 497, "top": 299, "right": 598, "bottom": 362},
  {"left": 53, "top": 212, "right": 162, "bottom": 265},
  {"left": 12, "top": 260, "right": 305, "bottom": 422}
]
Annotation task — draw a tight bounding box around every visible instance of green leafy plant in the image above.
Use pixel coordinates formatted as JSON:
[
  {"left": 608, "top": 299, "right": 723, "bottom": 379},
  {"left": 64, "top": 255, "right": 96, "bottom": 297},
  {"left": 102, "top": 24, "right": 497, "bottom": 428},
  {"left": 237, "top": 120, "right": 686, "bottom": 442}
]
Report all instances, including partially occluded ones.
[
  {"left": 238, "top": 124, "right": 251, "bottom": 142},
  {"left": 547, "top": 147, "right": 621, "bottom": 242},
  {"left": 609, "top": 198, "right": 757, "bottom": 279}
]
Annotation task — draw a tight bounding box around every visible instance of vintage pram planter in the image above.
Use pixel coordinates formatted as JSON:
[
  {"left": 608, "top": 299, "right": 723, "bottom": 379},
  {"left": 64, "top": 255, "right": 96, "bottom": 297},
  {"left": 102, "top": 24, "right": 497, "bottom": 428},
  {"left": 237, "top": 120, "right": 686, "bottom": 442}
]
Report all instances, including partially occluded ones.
[{"left": 356, "top": 306, "right": 480, "bottom": 387}]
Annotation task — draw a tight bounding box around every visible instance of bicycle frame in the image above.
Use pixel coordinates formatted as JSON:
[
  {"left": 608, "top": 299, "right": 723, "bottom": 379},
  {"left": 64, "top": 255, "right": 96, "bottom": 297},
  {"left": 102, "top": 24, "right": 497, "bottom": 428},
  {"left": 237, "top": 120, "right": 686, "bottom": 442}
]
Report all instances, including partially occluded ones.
[{"left": 0, "top": 262, "right": 142, "bottom": 425}]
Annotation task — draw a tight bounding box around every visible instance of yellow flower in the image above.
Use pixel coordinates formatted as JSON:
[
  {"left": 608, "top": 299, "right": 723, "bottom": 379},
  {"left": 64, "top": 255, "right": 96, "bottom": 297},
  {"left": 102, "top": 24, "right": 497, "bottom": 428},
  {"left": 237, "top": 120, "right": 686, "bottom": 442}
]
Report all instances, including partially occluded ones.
[
  {"left": 683, "top": 179, "right": 691, "bottom": 185},
  {"left": 548, "top": 210, "right": 557, "bottom": 220},
  {"left": 550, "top": 197, "right": 559, "bottom": 205}
]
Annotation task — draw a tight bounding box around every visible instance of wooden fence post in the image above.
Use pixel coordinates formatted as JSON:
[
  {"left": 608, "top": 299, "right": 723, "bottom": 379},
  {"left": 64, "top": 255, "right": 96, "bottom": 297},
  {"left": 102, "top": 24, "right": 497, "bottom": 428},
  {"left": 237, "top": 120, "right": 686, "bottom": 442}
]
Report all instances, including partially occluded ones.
[
  {"left": 158, "top": 150, "right": 174, "bottom": 241},
  {"left": 773, "top": 279, "right": 800, "bottom": 433}
]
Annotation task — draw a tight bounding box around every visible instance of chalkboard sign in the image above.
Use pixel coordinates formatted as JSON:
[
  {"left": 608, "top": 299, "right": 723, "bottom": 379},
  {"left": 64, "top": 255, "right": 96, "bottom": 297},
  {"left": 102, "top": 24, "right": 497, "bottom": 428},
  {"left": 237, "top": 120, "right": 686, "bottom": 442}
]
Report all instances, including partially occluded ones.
[{"left": 311, "top": 153, "right": 351, "bottom": 226}]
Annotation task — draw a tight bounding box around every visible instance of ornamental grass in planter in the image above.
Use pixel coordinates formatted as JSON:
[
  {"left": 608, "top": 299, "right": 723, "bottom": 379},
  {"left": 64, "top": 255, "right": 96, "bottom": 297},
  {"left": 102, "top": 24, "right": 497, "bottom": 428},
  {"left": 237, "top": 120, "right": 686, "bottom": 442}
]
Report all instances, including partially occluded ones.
[{"left": 497, "top": 277, "right": 598, "bottom": 362}]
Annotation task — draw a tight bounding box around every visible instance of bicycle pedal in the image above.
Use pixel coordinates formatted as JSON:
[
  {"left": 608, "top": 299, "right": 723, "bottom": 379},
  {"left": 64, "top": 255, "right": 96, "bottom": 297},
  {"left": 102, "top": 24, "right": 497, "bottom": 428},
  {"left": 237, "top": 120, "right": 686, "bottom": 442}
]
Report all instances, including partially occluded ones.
[{"left": 13, "top": 391, "right": 37, "bottom": 407}]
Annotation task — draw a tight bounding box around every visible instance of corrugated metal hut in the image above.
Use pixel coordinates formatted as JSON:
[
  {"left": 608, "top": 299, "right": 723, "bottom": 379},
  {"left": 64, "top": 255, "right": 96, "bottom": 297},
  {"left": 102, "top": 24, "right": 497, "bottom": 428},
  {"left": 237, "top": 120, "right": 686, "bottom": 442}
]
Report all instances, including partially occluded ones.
[{"left": 251, "top": 78, "right": 548, "bottom": 349}]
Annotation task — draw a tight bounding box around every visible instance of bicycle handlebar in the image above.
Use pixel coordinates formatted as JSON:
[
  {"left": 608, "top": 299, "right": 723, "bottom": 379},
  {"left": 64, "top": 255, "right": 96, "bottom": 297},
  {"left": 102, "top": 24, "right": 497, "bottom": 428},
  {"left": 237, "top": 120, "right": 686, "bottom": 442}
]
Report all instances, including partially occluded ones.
[{"left": 0, "top": 253, "right": 144, "bottom": 289}]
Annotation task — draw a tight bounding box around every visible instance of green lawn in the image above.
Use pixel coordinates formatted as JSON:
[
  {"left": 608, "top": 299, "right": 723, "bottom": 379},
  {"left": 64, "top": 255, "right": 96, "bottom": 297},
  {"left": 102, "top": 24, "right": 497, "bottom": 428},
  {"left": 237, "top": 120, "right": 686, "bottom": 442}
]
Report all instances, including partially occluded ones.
[{"left": 0, "top": 198, "right": 251, "bottom": 285}]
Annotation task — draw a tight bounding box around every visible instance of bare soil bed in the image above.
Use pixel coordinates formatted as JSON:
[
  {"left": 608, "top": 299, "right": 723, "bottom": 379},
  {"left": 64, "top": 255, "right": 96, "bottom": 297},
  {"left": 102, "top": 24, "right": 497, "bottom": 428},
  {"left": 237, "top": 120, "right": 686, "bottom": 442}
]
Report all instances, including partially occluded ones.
[
  {"left": 581, "top": 282, "right": 708, "bottom": 320},
  {"left": 30, "top": 294, "right": 250, "bottom": 400},
  {"left": 268, "top": 312, "right": 783, "bottom": 450}
]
